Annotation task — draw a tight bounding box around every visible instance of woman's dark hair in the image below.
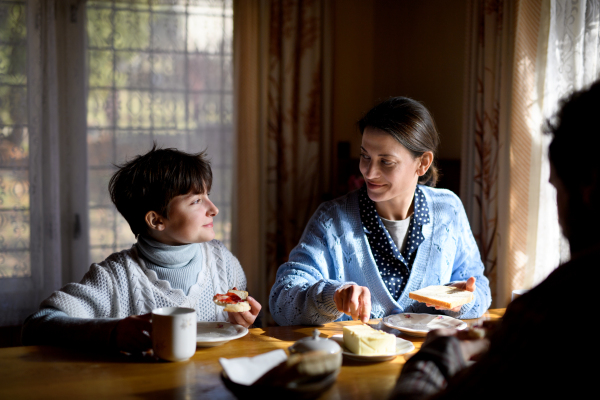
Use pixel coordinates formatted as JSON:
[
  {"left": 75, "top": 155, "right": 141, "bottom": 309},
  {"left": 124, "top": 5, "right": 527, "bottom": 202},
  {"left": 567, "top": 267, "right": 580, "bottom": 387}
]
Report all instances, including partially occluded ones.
[
  {"left": 109, "top": 143, "right": 212, "bottom": 236},
  {"left": 358, "top": 97, "right": 440, "bottom": 187}
]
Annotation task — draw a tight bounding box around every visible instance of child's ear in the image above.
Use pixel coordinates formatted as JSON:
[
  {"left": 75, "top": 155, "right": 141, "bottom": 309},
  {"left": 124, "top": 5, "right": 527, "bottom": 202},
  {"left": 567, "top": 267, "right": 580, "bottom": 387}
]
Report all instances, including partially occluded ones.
[{"left": 145, "top": 211, "right": 165, "bottom": 231}]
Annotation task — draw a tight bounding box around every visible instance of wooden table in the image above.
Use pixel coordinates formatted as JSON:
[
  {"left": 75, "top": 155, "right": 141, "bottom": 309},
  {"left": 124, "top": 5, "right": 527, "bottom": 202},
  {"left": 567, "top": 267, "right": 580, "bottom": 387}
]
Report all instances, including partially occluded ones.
[{"left": 0, "top": 309, "right": 504, "bottom": 399}]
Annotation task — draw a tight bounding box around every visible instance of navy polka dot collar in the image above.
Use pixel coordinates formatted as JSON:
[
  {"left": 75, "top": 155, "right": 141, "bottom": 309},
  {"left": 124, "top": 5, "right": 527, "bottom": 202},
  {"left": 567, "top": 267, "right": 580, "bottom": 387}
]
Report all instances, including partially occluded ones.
[{"left": 358, "top": 185, "right": 430, "bottom": 300}]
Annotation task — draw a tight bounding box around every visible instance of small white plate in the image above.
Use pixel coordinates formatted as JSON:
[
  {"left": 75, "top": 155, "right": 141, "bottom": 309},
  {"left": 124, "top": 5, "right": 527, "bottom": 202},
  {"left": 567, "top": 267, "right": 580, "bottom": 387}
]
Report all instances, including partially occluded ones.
[
  {"left": 196, "top": 321, "right": 249, "bottom": 347},
  {"left": 330, "top": 334, "right": 415, "bottom": 362},
  {"left": 383, "top": 313, "right": 467, "bottom": 337}
]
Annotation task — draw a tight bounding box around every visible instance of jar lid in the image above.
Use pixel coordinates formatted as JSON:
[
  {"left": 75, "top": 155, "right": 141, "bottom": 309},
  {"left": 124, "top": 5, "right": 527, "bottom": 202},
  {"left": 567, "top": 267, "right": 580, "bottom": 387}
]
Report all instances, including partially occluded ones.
[{"left": 288, "top": 329, "right": 342, "bottom": 354}]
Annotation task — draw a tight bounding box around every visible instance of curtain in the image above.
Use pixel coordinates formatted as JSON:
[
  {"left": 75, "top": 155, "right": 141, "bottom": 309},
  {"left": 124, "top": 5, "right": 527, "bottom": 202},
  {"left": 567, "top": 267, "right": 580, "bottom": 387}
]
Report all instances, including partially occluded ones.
[
  {"left": 233, "top": 0, "right": 332, "bottom": 322},
  {"left": 0, "top": 0, "right": 65, "bottom": 326},
  {"left": 233, "top": 0, "right": 267, "bottom": 308},
  {"left": 528, "top": 0, "right": 600, "bottom": 286},
  {"left": 461, "top": 0, "right": 516, "bottom": 307},
  {"left": 462, "top": 0, "right": 600, "bottom": 307},
  {"left": 264, "top": 0, "right": 332, "bottom": 301}
]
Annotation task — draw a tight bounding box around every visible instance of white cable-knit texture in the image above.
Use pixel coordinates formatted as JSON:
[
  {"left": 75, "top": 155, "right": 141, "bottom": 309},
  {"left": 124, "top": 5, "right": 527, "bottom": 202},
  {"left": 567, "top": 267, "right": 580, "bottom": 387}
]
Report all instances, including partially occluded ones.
[{"left": 40, "top": 240, "right": 246, "bottom": 322}]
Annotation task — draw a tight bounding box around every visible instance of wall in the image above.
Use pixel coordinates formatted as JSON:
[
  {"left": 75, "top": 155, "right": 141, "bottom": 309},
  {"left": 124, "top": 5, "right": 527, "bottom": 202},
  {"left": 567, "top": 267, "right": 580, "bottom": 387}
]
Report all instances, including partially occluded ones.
[
  {"left": 332, "top": 0, "right": 469, "bottom": 194},
  {"left": 331, "top": 0, "right": 375, "bottom": 194}
]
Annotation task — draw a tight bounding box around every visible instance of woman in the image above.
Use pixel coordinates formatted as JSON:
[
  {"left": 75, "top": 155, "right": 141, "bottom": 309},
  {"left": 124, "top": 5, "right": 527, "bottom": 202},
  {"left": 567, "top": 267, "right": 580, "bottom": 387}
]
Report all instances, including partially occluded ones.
[{"left": 269, "top": 97, "right": 491, "bottom": 326}]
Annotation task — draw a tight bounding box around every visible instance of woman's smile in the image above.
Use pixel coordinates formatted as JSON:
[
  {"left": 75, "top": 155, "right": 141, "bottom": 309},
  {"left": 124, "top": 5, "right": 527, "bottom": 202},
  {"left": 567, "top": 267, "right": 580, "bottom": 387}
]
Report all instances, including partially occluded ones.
[{"left": 366, "top": 180, "right": 387, "bottom": 189}]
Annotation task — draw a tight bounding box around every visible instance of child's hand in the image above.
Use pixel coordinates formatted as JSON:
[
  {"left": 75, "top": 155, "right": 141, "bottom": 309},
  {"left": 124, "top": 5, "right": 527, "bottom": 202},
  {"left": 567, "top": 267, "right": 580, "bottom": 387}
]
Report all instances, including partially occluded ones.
[
  {"left": 112, "top": 313, "right": 153, "bottom": 354},
  {"left": 227, "top": 296, "right": 261, "bottom": 328}
]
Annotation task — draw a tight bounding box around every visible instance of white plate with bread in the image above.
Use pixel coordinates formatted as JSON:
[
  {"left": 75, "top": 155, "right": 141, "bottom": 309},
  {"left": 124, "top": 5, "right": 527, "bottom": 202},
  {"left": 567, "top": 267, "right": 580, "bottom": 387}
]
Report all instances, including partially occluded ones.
[
  {"left": 330, "top": 333, "right": 415, "bottom": 362},
  {"left": 196, "top": 321, "right": 249, "bottom": 347},
  {"left": 383, "top": 313, "right": 467, "bottom": 337}
]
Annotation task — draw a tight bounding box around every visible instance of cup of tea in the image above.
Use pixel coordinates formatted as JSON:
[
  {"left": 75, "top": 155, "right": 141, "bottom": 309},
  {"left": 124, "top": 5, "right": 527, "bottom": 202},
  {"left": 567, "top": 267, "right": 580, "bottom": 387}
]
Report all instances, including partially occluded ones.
[{"left": 152, "top": 307, "right": 197, "bottom": 362}]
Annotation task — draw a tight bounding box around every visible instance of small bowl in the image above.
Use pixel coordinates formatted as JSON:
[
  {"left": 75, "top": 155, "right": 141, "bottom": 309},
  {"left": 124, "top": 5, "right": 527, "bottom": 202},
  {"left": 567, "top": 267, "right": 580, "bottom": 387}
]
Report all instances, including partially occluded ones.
[{"left": 288, "top": 329, "right": 342, "bottom": 355}]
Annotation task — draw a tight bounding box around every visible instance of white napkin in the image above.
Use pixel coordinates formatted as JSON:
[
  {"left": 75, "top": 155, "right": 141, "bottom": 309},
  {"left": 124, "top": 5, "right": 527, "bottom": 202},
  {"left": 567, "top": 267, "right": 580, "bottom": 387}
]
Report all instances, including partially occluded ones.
[{"left": 219, "top": 349, "right": 288, "bottom": 386}]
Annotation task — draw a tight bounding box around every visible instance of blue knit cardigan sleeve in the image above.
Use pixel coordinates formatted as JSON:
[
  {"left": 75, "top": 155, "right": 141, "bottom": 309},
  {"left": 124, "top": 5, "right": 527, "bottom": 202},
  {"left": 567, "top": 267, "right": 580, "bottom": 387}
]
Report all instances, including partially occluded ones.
[
  {"left": 445, "top": 196, "right": 492, "bottom": 318},
  {"left": 269, "top": 203, "right": 350, "bottom": 326}
]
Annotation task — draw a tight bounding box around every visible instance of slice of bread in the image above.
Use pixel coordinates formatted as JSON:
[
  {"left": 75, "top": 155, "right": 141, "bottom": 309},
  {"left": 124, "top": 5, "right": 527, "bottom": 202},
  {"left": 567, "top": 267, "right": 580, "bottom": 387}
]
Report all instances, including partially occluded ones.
[
  {"left": 227, "top": 290, "right": 248, "bottom": 300},
  {"left": 409, "top": 285, "right": 474, "bottom": 309},
  {"left": 222, "top": 301, "right": 251, "bottom": 312},
  {"left": 214, "top": 289, "right": 251, "bottom": 312}
]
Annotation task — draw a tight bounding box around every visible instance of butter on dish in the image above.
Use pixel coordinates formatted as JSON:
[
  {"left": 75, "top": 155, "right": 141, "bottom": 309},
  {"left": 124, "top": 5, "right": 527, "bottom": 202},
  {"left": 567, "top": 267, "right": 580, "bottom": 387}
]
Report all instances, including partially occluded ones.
[{"left": 342, "top": 325, "right": 396, "bottom": 355}]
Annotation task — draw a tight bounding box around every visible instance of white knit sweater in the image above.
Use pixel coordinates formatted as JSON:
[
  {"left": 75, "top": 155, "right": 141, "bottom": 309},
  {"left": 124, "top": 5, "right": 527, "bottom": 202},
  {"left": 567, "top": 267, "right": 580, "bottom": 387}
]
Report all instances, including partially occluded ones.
[{"left": 22, "top": 240, "right": 246, "bottom": 348}]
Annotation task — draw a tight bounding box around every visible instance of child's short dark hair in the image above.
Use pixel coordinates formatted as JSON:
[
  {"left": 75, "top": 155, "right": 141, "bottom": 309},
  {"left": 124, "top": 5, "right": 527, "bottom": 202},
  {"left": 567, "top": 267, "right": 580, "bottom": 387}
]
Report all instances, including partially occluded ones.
[{"left": 109, "top": 144, "right": 212, "bottom": 236}]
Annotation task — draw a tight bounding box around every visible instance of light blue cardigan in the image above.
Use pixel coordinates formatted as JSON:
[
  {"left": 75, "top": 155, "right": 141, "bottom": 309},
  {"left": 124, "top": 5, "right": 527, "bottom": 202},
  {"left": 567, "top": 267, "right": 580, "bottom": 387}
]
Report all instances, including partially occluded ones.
[{"left": 269, "top": 186, "right": 492, "bottom": 326}]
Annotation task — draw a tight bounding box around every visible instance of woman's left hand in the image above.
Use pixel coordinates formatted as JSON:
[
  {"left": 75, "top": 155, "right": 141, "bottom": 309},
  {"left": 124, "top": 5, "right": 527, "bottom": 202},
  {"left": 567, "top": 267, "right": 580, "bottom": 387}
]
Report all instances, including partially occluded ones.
[
  {"left": 228, "top": 296, "right": 262, "bottom": 328},
  {"left": 426, "top": 277, "right": 476, "bottom": 312}
]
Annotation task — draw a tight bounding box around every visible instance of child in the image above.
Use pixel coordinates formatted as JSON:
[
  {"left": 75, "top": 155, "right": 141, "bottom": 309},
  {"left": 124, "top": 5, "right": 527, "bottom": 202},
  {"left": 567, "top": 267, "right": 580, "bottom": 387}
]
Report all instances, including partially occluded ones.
[{"left": 21, "top": 146, "right": 261, "bottom": 354}]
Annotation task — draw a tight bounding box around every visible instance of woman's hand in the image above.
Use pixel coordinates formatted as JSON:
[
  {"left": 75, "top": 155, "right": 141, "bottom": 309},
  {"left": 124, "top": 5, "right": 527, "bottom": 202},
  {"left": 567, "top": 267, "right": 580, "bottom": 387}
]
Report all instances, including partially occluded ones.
[
  {"left": 112, "top": 313, "right": 153, "bottom": 354},
  {"left": 228, "top": 296, "right": 262, "bottom": 328},
  {"left": 426, "top": 277, "right": 476, "bottom": 312},
  {"left": 334, "top": 284, "right": 372, "bottom": 323}
]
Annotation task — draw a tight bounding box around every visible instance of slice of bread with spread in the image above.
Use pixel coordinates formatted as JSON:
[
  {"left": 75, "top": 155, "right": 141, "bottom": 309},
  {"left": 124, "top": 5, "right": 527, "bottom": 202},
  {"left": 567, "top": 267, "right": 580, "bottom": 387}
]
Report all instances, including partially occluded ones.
[{"left": 213, "top": 289, "right": 251, "bottom": 312}]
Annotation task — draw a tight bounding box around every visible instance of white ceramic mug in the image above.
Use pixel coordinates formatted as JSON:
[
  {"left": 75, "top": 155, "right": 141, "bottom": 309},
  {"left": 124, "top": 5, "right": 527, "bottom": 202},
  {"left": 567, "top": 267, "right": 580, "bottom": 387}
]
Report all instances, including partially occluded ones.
[
  {"left": 152, "top": 307, "right": 197, "bottom": 362},
  {"left": 511, "top": 289, "right": 529, "bottom": 301}
]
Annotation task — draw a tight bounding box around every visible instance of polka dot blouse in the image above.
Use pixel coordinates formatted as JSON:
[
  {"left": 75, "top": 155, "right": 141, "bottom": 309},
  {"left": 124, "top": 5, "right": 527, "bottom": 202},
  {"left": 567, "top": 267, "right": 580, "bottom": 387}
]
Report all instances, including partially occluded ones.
[{"left": 359, "top": 185, "right": 430, "bottom": 300}]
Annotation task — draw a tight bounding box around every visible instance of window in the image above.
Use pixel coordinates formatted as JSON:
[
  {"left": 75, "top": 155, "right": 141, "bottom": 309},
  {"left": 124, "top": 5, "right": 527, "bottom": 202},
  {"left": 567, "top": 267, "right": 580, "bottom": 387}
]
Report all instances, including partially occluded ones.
[
  {"left": 0, "top": 0, "right": 28, "bottom": 280},
  {"left": 87, "top": 0, "right": 233, "bottom": 262}
]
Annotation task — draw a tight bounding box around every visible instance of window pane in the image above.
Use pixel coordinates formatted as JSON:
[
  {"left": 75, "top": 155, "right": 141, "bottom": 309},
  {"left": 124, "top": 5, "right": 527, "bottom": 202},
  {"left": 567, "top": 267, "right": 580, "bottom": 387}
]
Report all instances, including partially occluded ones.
[
  {"left": 87, "top": 8, "right": 113, "bottom": 49},
  {"left": 153, "top": 53, "right": 186, "bottom": 90},
  {"left": 187, "top": 14, "right": 224, "bottom": 54},
  {"left": 152, "top": 91, "right": 186, "bottom": 129},
  {"left": 87, "top": 0, "right": 233, "bottom": 262},
  {"left": 114, "top": 9, "right": 150, "bottom": 50},
  {"left": 88, "top": 129, "right": 114, "bottom": 167},
  {"left": 0, "top": 0, "right": 29, "bottom": 278},
  {"left": 89, "top": 168, "right": 113, "bottom": 208},
  {"left": 116, "top": 90, "right": 152, "bottom": 129},
  {"left": 88, "top": 49, "right": 114, "bottom": 87},
  {"left": 115, "top": 129, "right": 153, "bottom": 162},
  {"left": 152, "top": 12, "right": 186, "bottom": 52},
  {"left": 188, "top": 54, "right": 223, "bottom": 91},
  {"left": 89, "top": 207, "right": 116, "bottom": 247},
  {"left": 87, "top": 88, "right": 114, "bottom": 128},
  {"left": 115, "top": 51, "right": 151, "bottom": 89}
]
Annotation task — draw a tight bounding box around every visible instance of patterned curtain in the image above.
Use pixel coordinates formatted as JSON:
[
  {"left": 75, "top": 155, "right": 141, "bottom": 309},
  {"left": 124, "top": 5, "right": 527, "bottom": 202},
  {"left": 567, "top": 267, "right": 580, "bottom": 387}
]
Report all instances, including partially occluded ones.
[
  {"left": 233, "top": 0, "right": 331, "bottom": 321},
  {"left": 526, "top": 0, "right": 600, "bottom": 286},
  {"left": 461, "top": 0, "right": 515, "bottom": 307},
  {"left": 265, "top": 0, "right": 331, "bottom": 297},
  {"left": 463, "top": 0, "right": 600, "bottom": 307}
]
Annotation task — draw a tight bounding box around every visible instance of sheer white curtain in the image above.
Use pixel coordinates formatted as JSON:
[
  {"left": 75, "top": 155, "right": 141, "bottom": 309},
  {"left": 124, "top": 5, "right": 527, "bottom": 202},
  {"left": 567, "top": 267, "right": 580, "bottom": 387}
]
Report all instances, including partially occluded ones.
[
  {"left": 0, "top": 0, "right": 69, "bottom": 326},
  {"left": 526, "top": 0, "right": 600, "bottom": 288}
]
